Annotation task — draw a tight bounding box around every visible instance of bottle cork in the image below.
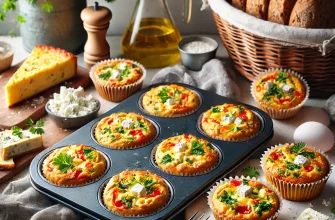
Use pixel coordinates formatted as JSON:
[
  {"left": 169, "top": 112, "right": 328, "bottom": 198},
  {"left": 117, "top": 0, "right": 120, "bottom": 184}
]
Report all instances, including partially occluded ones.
[{"left": 81, "top": 2, "right": 112, "bottom": 68}]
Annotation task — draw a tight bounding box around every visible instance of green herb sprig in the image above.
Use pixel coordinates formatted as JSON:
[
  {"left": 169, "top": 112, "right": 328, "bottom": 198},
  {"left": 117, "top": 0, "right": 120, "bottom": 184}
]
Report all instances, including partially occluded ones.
[
  {"left": 161, "top": 154, "right": 174, "bottom": 164},
  {"left": 121, "top": 196, "right": 136, "bottom": 209},
  {"left": 52, "top": 153, "right": 74, "bottom": 173},
  {"left": 218, "top": 191, "right": 237, "bottom": 205},
  {"left": 254, "top": 201, "right": 272, "bottom": 217},
  {"left": 12, "top": 126, "right": 22, "bottom": 138},
  {"left": 290, "top": 143, "right": 315, "bottom": 159},
  {"left": 157, "top": 87, "right": 171, "bottom": 103},
  {"left": 190, "top": 140, "right": 205, "bottom": 155},
  {"left": 241, "top": 166, "right": 260, "bottom": 178},
  {"left": 26, "top": 118, "right": 45, "bottom": 135}
]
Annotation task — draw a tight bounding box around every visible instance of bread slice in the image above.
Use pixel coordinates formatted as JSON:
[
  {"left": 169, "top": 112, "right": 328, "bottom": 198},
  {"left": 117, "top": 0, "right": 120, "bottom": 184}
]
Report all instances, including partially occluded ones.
[
  {"left": 289, "top": 0, "right": 320, "bottom": 28},
  {"left": 268, "top": 0, "right": 297, "bottom": 24},
  {"left": 232, "top": 0, "right": 247, "bottom": 11},
  {"left": 5, "top": 45, "right": 77, "bottom": 107},
  {"left": 246, "top": 0, "right": 270, "bottom": 20},
  {"left": 0, "top": 157, "right": 15, "bottom": 170}
]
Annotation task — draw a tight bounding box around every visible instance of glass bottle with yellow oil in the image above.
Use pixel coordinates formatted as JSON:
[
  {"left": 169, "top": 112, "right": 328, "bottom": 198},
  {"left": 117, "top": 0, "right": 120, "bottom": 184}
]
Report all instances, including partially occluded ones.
[{"left": 121, "top": 0, "right": 192, "bottom": 68}]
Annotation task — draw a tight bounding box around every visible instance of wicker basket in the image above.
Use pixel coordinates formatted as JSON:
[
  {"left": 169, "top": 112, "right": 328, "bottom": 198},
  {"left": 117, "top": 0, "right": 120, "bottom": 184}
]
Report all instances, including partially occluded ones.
[{"left": 211, "top": 3, "right": 335, "bottom": 97}]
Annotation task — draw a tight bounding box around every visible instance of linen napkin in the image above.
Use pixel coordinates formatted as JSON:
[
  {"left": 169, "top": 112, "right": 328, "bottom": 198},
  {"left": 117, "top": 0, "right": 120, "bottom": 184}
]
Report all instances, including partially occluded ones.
[{"left": 151, "top": 59, "right": 240, "bottom": 99}]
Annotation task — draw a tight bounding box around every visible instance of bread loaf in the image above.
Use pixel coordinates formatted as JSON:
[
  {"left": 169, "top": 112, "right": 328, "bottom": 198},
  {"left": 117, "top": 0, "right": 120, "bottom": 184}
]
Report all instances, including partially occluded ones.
[
  {"left": 268, "top": 0, "right": 297, "bottom": 24},
  {"left": 232, "top": 0, "right": 247, "bottom": 11},
  {"left": 289, "top": 0, "right": 320, "bottom": 28},
  {"left": 246, "top": 0, "right": 270, "bottom": 20}
]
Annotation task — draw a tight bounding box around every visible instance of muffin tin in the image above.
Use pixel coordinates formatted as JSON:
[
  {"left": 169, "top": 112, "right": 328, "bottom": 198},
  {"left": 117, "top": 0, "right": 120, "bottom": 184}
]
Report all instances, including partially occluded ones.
[{"left": 30, "top": 83, "right": 274, "bottom": 220}]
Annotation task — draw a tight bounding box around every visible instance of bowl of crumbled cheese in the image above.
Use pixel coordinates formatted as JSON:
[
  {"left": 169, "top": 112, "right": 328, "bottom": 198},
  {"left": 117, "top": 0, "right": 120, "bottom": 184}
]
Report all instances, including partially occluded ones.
[
  {"left": 0, "top": 41, "right": 14, "bottom": 73},
  {"left": 46, "top": 86, "right": 100, "bottom": 129},
  {"left": 178, "top": 36, "right": 218, "bottom": 71}
]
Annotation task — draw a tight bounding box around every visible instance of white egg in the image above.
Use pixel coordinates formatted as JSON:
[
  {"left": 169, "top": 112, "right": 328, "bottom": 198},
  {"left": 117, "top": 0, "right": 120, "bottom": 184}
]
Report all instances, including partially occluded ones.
[{"left": 294, "top": 122, "right": 334, "bottom": 152}]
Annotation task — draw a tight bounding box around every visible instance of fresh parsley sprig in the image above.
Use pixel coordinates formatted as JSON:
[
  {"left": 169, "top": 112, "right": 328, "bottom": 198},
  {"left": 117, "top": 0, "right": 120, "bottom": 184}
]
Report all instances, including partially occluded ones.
[
  {"left": 161, "top": 154, "right": 174, "bottom": 164},
  {"left": 241, "top": 166, "right": 260, "bottom": 178},
  {"left": 52, "top": 153, "right": 74, "bottom": 173},
  {"left": 190, "top": 140, "right": 205, "bottom": 155},
  {"left": 290, "top": 143, "right": 316, "bottom": 159},
  {"left": 12, "top": 126, "right": 23, "bottom": 138},
  {"left": 254, "top": 201, "right": 272, "bottom": 217},
  {"left": 26, "top": 118, "right": 45, "bottom": 135},
  {"left": 218, "top": 191, "right": 237, "bottom": 205},
  {"left": 157, "top": 87, "right": 171, "bottom": 103}
]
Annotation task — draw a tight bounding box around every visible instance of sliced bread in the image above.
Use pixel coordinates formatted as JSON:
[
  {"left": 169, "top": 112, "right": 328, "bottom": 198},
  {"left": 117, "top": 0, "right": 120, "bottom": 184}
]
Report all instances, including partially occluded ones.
[
  {"left": 0, "top": 157, "right": 15, "bottom": 170},
  {"left": 232, "top": 0, "right": 247, "bottom": 11},
  {"left": 246, "top": 0, "right": 270, "bottom": 20},
  {"left": 268, "top": 0, "right": 297, "bottom": 24},
  {"left": 289, "top": 0, "right": 320, "bottom": 28}
]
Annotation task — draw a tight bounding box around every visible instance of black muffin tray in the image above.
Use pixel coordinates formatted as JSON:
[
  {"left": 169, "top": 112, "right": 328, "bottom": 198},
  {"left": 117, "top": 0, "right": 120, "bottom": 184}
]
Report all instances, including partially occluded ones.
[{"left": 30, "top": 83, "right": 273, "bottom": 220}]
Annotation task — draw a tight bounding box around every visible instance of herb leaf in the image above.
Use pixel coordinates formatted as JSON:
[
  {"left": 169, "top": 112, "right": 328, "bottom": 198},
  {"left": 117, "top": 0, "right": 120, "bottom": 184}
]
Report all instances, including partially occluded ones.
[
  {"left": 99, "top": 71, "right": 111, "bottom": 80},
  {"left": 275, "top": 71, "right": 288, "bottom": 83},
  {"left": 83, "top": 148, "right": 93, "bottom": 156},
  {"left": 229, "top": 126, "right": 242, "bottom": 132},
  {"left": 285, "top": 161, "right": 301, "bottom": 171},
  {"left": 52, "top": 153, "right": 74, "bottom": 173},
  {"left": 158, "top": 87, "right": 171, "bottom": 103},
  {"left": 41, "top": 1, "right": 54, "bottom": 12},
  {"left": 116, "top": 127, "right": 125, "bottom": 134},
  {"left": 190, "top": 140, "right": 205, "bottom": 155},
  {"left": 241, "top": 166, "right": 260, "bottom": 178},
  {"left": 120, "top": 66, "right": 130, "bottom": 81},
  {"left": 299, "top": 151, "right": 316, "bottom": 159},
  {"left": 212, "top": 107, "right": 220, "bottom": 113},
  {"left": 218, "top": 191, "right": 237, "bottom": 205},
  {"left": 12, "top": 126, "right": 23, "bottom": 138},
  {"left": 25, "top": 118, "right": 34, "bottom": 127},
  {"left": 26, "top": 118, "right": 45, "bottom": 135},
  {"left": 140, "top": 176, "right": 157, "bottom": 194},
  {"left": 242, "top": 179, "right": 249, "bottom": 185},
  {"left": 290, "top": 143, "right": 306, "bottom": 154},
  {"left": 161, "top": 154, "right": 174, "bottom": 164},
  {"left": 121, "top": 196, "right": 135, "bottom": 209},
  {"left": 254, "top": 201, "right": 272, "bottom": 217},
  {"left": 263, "top": 84, "right": 282, "bottom": 101}
]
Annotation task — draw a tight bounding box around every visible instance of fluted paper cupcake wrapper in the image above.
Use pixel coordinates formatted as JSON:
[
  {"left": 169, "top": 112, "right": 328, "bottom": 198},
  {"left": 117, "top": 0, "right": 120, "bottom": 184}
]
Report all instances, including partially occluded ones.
[
  {"left": 151, "top": 144, "right": 220, "bottom": 176},
  {"left": 250, "top": 68, "right": 310, "bottom": 120},
  {"left": 207, "top": 176, "right": 283, "bottom": 220},
  {"left": 90, "top": 58, "right": 146, "bottom": 102},
  {"left": 260, "top": 144, "right": 333, "bottom": 201}
]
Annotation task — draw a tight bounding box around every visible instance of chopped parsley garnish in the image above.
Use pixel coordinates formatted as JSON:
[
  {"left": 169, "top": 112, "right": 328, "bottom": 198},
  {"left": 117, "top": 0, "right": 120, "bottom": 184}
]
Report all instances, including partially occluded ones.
[
  {"left": 26, "top": 118, "right": 45, "bottom": 135},
  {"left": 102, "top": 127, "right": 112, "bottom": 135},
  {"left": 212, "top": 107, "right": 221, "bottom": 113},
  {"left": 275, "top": 71, "right": 288, "bottom": 83},
  {"left": 299, "top": 151, "right": 316, "bottom": 159},
  {"left": 116, "top": 182, "right": 129, "bottom": 191},
  {"left": 185, "top": 158, "right": 193, "bottom": 164},
  {"left": 140, "top": 175, "right": 157, "bottom": 194},
  {"left": 293, "top": 172, "right": 300, "bottom": 178},
  {"left": 99, "top": 71, "right": 112, "bottom": 80},
  {"left": 229, "top": 126, "right": 242, "bottom": 132},
  {"left": 83, "top": 148, "right": 93, "bottom": 156},
  {"left": 135, "top": 120, "right": 148, "bottom": 131},
  {"left": 131, "top": 64, "right": 137, "bottom": 68},
  {"left": 157, "top": 87, "right": 171, "bottom": 103},
  {"left": 238, "top": 106, "right": 245, "bottom": 112},
  {"left": 121, "top": 196, "right": 136, "bottom": 209},
  {"left": 52, "top": 153, "right": 74, "bottom": 173},
  {"left": 190, "top": 140, "right": 205, "bottom": 155},
  {"left": 218, "top": 191, "right": 237, "bottom": 205},
  {"left": 127, "top": 136, "right": 136, "bottom": 141},
  {"left": 317, "top": 167, "right": 323, "bottom": 172},
  {"left": 116, "top": 127, "right": 125, "bottom": 134},
  {"left": 174, "top": 89, "right": 181, "bottom": 95},
  {"left": 12, "top": 126, "right": 23, "bottom": 138},
  {"left": 242, "top": 179, "right": 249, "bottom": 185},
  {"left": 285, "top": 161, "right": 301, "bottom": 171},
  {"left": 254, "top": 201, "right": 272, "bottom": 217},
  {"left": 161, "top": 154, "right": 174, "bottom": 164},
  {"left": 290, "top": 143, "right": 315, "bottom": 159},
  {"left": 25, "top": 118, "right": 34, "bottom": 127},
  {"left": 241, "top": 166, "right": 260, "bottom": 178},
  {"left": 120, "top": 66, "right": 130, "bottom": 81},
  {"left": 263, "top": 84, "right": 282, "bottom": 101}
]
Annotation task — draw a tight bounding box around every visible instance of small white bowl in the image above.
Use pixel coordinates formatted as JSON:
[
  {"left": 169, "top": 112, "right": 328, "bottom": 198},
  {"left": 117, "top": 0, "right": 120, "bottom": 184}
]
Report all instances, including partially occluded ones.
[{"left": 0, "top": 41, "right": 14, "bottom": 72}]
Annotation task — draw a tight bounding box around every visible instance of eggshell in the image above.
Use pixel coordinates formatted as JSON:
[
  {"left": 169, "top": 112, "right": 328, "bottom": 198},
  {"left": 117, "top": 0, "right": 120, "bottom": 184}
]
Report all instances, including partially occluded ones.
[{"left": 294, "top": 122, "right": 334, "bottom": 152}]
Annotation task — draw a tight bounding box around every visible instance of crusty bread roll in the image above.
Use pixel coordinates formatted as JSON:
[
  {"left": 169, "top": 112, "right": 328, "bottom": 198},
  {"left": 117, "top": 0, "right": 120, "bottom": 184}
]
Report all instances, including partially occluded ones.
[
  {"left": 289, "top": 0, "right": 320, "bottom": 28},
  {"left": 268, "top": 0, "right": 297, "bottom": 24},
  {"left": 246, "top": 0, "right": 270, "bottom": 20},
  {"left": 232, "top": 0, "right": 247, "bottom": 11}
]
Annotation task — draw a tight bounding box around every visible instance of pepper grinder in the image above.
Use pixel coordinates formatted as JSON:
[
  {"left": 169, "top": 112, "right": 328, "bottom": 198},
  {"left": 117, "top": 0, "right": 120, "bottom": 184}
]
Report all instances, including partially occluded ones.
[{"left": 81, "top": 2, "right": 112, "bottom": 68}]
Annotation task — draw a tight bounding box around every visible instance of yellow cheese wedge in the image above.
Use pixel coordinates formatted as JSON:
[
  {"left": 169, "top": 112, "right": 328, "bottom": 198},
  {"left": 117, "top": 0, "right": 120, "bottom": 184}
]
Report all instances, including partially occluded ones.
[
  {"left": 0, "top": 156, "right": 15, "bottom": 170},
  {"left": 0, "top": 130, "right": 43, "bottom": 160},
  {"left": 5, "top": 45, "right": 77, "bottom": 107}
]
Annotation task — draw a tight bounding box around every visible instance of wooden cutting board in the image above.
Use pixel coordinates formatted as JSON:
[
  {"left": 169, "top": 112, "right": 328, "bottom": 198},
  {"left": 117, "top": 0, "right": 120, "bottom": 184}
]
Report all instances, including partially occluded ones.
[{"left": 0, "top": 61, "right": 92, "bottom": 130}]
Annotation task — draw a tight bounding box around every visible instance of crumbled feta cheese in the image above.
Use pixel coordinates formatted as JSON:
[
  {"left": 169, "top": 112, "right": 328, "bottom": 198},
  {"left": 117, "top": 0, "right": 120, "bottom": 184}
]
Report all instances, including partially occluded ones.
[
  {"left": 110, "top": 69, "right": 120, "bottom": 79},
  {"left": 259, "top": 188, "right": 266, "bottom": 198},
  {"left": 234, "top": 117, "right": 243, "bottom": 125},
  {"left": 223, "top": 116, "right": 234, "bottom": 124},
  {"left": 297, "top": 208, "right": 329, "bottom": 220},
  {"left": 48, "top": 86, "right": 98, "bottom": 117},
  {"left": 175, "top": 152, "right": 184, "bottom": 162},
  {"left": 265, "top": 82, "right": 273, "bottom": 90},
  {"left": 164, "top": 98, "right": 176, "bottom": 105},
  {"left": 122, "top": 118, "right": 133, "bottom": 129},
  {"left": 118, "top": 62, "right": 127, "bottom": 70},
  {"left": 294, "top": 155, "right": 309, "bottom": 166},
  {"left": 282, "top": 84, "right": 293, "bottom": 93},
  {"left": 130, "top": 183, "right": 146, "bottom": 197},
  {"left": 237, "top": 185, "right": 253, "bottom": 198},
  {"left": 175, "top": 141, "right": 187, "bottom": 152}
]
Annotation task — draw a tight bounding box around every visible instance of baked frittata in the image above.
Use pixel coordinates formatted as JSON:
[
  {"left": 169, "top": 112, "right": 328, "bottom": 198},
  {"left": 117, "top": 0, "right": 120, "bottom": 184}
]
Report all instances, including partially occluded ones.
[
  {"left": 264, "top": 143, "right": 329, "bottom": 184},
  {"left": 253, "top": 70, "right": 306, "bottom": 110},
  {"left": 103, "top": 170, "right": 170, "bottom": 216},
  {"left": 155, "top": 134, "right": 218, "bottom": 175},
  {"left": 93, "top": 60, "right": 143, "bottom": 87},
  {"left": 142, "top": 84, "right": 200, "bottom": 117},
  {"left": 95, "top": 112, "right": 156, "bottom": 149},
  {"left": 43, "top": 144, "right": 106, "bottom": 186},
  {"left": 201, "top": 104, "right": 260, "bottom": 141},
  {"left": 212, "top": 178, "right": 280, "bottom": 220}
]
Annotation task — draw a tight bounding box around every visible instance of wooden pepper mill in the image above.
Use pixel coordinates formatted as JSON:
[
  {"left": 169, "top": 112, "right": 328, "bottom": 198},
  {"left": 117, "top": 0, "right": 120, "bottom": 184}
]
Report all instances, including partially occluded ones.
[{"left": 81, "top": 2, "right": 112, "bottom": 68}]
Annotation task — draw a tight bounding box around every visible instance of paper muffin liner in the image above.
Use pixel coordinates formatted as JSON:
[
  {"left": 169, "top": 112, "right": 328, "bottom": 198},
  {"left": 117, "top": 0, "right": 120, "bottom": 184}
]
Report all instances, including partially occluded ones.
[
  {"left": 41, "top": 149, "right": 108, "bottom": 187},
  {"left": 101, "top": 172, "right": 172, "bottom": 217},
  {"left": 197, "top": 113, "right": 260, "bottom": 142},
  {"left": 151, "top": 143, "right": 221, "bottom": 176},
  {"left": 250, "top": 68, "right": 310, "bottom": 120},
  {"left": 207, "top": 176, "right": 282, "bottom": 220},
  {"left": 90, "top": 58, "right": 146, "bottom": 102},
  {"left": 260, "top": 144, "right": 333, "bottom": 201},
  {"left": 139, "top": 87, "right": 202, "bottom": 118}
]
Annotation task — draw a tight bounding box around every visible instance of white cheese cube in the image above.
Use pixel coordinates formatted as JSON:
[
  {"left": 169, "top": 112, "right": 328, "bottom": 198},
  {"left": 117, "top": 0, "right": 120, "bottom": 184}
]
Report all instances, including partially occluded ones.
[
  {"left": 121, "top": 118, "right": 133, "bottom": 129},
  {"left": 130, "top": 183, "right": 146, "bottom": 197},
  {"left": 59, "top": 86, "right": 67, "bottom": 97},
  {"left": 119, "top": 62, "right": 127, "bottom": 70},
  {"left": 223, "top": 116, "right": 234, "bottom": 124},
  {"left": 294, "top": 155, "right": 309, "bottom": 166},
  {"left": 297, "top": 208, "right": 329, "bottom": 220},
  {"left": 0, "top": 47, "right": 4, "bottom": 53},
  {"left": 175, "top": 153, "right": 184, "bottom": 162},
  {"left": 237, "top": 185, "right": 253, "bottom": 198},
  {"left": 282, "top": 84, "right": 293, "bottom": 93},
  {"left": 164, "top": 98, "right": 176, "bottom": 106},
  {"left": 259, "top": 188, "right": 266, "bottom": 198},
  {"left": 265, "top": 82, "right": 273, "bottom": 90},
  {"left": 111, "top": 69, "right": 121, "bottom": 79},
  {"left": 175, "top": 142, "right": 187, "bottom": 152},
  {"left": 234, "top": 117, "right": 243, "bottom": 125}
]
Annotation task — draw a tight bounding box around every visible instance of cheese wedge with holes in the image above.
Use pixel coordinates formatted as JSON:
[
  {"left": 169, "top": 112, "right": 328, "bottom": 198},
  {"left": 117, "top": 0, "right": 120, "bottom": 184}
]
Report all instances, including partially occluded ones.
[
  {"left": 5, "top": 45, "right": 77, "bottom": 107},
  {"left": 0, "top": 130, "right": 43, "bottom": 160}
]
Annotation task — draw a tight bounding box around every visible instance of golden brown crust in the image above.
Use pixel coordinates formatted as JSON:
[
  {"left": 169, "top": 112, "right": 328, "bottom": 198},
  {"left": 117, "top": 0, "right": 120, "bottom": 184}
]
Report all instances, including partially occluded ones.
[
  {"left": 103, "top": 170, "right": 170, "bottom": 216},
  {"left": 42, "top": 144, "right": 106, "bottom": 186},
  {"left": 289, "top": 0, "right": 320, "bottom": 28},
  {"left": 34, "top": 45, "right": 77, "bottom": 62},
  {"left": 201, "top": 104, "right": 260, "bottom": 141},
  {"left": 246, "top": 0, "right": 270, "bottom": 20},
  {"left": 0, "top": 158, "right": 15, "bottom": 170},
  {"left": 212, "top": 179, "right": 279, "bottom": 220},
  {"left": 142, "top": 84, "right": 200, "bottom": 117},
  {"left": 268, "top": 0, "right": 297, "bottom": 24},
  {"left": 232, "top": 0, "right": 247, "bottom": 11},
  {"left": 95, "top": 112, "right": 156, "bottom": 149},
  {"left": 155, "top": 134, "right": 218, "bottom": 175},
  {"left": 253, "top": 70, "right": 306, "bottom": 110},
  {"left": 264, "top": 144, "right": 329, "bottom": 184}
]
